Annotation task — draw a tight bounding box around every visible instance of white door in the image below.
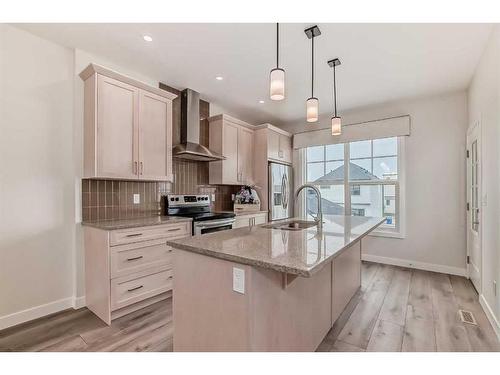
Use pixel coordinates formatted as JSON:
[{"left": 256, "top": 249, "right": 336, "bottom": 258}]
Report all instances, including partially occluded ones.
[{"left": 466, "top": 122, "right": 481, "bottom": 292}]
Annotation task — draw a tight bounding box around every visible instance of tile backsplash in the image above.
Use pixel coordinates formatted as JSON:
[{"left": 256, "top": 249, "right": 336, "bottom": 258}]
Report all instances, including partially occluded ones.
[
  {"left": 81, "top": 174, "right": 240, "bottom": 222},
  {"left": 81, "top": 179, "right": 169, "bottom": 222}
]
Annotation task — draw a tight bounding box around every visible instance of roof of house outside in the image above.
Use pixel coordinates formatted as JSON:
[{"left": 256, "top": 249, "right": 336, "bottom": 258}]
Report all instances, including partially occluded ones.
[
  {"left": 313, "top": 162, "right": 378, "bottom": 183},
  {"left": 307, "top": 195, "right": 344, "bottom": 215}
]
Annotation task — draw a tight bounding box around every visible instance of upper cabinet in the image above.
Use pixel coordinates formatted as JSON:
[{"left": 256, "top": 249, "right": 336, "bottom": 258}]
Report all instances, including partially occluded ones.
[
  {"left": 261, "top": 125, "right": 293, "bottom": 164},
  {"left": 80, "top": 64, "right": 177, "bottom": 181},
  {"left": 208, "top": 115, "right": 255, "bottom": 185}
]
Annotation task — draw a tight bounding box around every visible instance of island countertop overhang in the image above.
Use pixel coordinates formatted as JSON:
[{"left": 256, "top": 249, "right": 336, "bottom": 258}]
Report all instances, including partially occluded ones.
[{"left": 167, "top": 215, "right": 386, "bottom": 277}]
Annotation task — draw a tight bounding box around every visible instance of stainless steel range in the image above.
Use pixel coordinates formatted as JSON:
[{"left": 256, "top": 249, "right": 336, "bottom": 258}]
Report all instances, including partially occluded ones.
[{"left": 165, "top": 194, "right": 235, "bottom": 235}]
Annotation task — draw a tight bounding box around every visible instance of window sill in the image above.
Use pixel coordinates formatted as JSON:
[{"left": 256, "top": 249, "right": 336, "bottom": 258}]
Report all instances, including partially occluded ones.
[{"left": 369, "top": 230, "right": 405, "bottom": 239}]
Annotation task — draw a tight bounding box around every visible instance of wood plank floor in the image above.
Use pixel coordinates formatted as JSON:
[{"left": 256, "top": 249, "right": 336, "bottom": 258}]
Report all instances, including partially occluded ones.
[{"left": 0, "top": 262, "right": 498, "bottom": 352}]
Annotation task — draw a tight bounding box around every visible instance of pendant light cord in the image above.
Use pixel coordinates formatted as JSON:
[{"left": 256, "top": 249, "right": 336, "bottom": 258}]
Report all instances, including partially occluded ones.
[
  {"left": 276, "top": 23, "right": 279, "bottom": 68},
  {"left": 333, "top": 64, "right": 337, "bottom": 117},
  {"left": 311, "top": 36, "right": 314, "bottom": 97}
]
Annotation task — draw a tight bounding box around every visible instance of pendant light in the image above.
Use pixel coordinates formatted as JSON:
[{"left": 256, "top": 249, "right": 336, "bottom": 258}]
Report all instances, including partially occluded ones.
[
  {"left": 270, "top": 23, "right": 285, "bottom": 101},
  {"left": 305, "top": 25, "right": 321, "bottom": 122},
  {"left": 328, "top": 58, "right": 342, "bottom": 135}
]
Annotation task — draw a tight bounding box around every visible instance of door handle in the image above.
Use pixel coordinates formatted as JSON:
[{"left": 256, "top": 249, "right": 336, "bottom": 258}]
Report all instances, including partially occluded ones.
[
  {"left": 281, "top": 175, "right": 286, "bottom": 209},
  {"left": 133, "top": 161, "right": 138, "bottom": 174},
  {"left": 140, "top": 162, "right": 144, "bottom": 175}
]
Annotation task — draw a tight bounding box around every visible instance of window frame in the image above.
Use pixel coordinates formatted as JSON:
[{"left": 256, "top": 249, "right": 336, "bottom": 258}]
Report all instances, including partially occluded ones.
[{"left": 303, "top": 137, "right": 406, "bottom": 239}]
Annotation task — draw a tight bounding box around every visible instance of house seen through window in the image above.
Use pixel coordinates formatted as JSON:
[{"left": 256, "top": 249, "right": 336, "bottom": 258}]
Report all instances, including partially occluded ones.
[{"left": 305, "top": 137, "right": 401, "bottom": 234}]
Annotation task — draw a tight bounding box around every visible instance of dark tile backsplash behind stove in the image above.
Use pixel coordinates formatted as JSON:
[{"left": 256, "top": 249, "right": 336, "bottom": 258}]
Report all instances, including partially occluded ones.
[{"left": 81, "top": 162, "right": 240, "bottom": 222}]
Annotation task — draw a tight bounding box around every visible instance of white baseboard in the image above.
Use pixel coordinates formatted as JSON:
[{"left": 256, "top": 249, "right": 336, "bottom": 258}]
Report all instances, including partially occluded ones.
[
  {"left": 0, "top": 295, "right": 86, "bottom": 331},
  {"left": 362, "top": 254, "right": 467, "bottom": 277},
  {"left": 479, "top": 294, "right": 500, "bottom": 341},
  {"left": 73, "top": 296, "right": 86, "bottom": 309}
]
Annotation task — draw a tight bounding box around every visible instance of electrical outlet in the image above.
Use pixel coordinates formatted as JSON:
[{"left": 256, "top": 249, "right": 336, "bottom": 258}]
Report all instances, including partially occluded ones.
[
  {"left": 211, "top": 193, "right": 216, "bottom": 201},
  {"left": 133, "top": 194, "right": 140, "bottom": 204},
  {"left": 232, "top": 267, "right": 245, "bottom": 294},
  {"left": 231, "top": 194, "right": 235, "bottom": 201}
]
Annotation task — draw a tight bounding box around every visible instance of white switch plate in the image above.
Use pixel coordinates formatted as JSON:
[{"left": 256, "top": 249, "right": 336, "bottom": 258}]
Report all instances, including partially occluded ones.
[
  {"left": 211, "top": 193, "right": 216, "bottom": 201},
  {"left": 133, "top": 194, "right": 140, "bottom": 204},
  {"left": 232, "top": 267, "right": 245, "bottom": 294}
]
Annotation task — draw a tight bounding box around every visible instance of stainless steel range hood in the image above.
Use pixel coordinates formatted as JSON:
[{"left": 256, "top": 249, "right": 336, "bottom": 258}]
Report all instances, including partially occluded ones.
[{"left": 172, "top": 89, "right": 225, "bottom": 162}]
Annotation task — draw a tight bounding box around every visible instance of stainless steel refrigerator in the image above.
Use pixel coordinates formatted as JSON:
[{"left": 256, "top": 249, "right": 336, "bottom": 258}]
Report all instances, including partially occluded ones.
[{"left": 269, "top": 162, "right": 293, "bottom": 221}]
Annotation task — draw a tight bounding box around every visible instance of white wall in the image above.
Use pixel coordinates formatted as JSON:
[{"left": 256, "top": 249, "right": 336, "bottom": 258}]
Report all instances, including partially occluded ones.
[
  {"left": 0, "top": 25, "right": 76, "bottom": 328},
  {"left": 467, "top": 26, "right": 500, "bottom": 334},
  {"left": 283, "top": 91, "right": 469, "bottom": 275}
]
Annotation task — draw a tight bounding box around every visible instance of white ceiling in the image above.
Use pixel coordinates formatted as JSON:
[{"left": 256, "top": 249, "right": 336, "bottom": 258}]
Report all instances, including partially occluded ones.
[{"left": 18, "top": 23, "right": 492, "bottom": 127}]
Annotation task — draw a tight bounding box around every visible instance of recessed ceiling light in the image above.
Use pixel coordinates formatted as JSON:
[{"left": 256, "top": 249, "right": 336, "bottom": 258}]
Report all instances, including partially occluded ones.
[
  {"left": 215, "top": 76, "right": 224, "bottom": 81},
  {"left": 259, "top": 100, "right": 265, "bottom": 104},
  {"left": 143, "top": 35, "right": 153, "bottom": 42}
]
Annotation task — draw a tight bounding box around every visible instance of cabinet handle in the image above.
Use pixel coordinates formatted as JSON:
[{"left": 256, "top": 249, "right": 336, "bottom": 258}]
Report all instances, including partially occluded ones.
[
  {"left": 133, "top": 161, "right": 138, "bottom": 174},
  {"left": 166, "top": 248, "right": 173, "bottom": 253},
  {"left": 140, "top": 162, "right": 143, "bottom": 175},
  {"left": 167, "top": 276, "right": 173, "bottom": 281},
  {"left": 167, "top": 228, "right": 181, "bottom": 232},
  {"left": 125, "top": 233, "right": 143, "bottom": 238},
  {"left": 279, "top": 150, "right": 283, "bottom": 158},
  {"left": 127, "top": 285, "right": 144, "bottom": 292},
  {"left": 126, "top": 256, "right": 143, "bottom": 262}
]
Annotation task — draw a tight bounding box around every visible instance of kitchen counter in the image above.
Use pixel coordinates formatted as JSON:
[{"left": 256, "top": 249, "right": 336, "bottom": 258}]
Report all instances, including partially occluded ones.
[
  {"left": 171, "top": 214, "right": 385, "bottom": 351},
  {"left": 82, "top": 215, "right": 192, "bottom": 230},
  {"left": 167, "top": 215, "right": 385, "bottom": 277}
]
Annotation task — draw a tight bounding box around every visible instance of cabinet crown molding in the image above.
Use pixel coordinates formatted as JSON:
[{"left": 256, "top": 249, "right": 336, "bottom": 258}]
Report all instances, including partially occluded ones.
[
  {"left": 207, "top": 114, "right": 255, "bottom": 130},
  {"left": 255, "top": 123, "right": 293, "bottom": 137},
  {"left": 79, "top": 63, "right": 177, "bottom": 101}
]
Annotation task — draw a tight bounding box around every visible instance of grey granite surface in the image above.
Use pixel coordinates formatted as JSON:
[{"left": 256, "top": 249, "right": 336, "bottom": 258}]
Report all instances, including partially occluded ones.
[
  {"left": 167, "top": 215, "right": 385, "bottom": 277},
  {"left": 82, "top": 215, "right": 192, "bottom": 230}
]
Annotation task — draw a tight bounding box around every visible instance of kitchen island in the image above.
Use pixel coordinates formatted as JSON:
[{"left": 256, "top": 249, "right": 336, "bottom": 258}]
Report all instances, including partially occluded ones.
[{"left": 167, "top": 215, "right": 385, "bottom": 351}]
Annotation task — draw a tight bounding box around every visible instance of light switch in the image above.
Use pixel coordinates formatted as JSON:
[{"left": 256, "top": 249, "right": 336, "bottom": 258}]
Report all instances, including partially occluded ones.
[
  {"left": 211, "top": 193, "right": 216, "bottom": 201},
  {"left": 133, "top": 194, "right": 140, "bottom": 204},
  {"left": 232, "top": 267, "right": 245, "bottom": 294}
]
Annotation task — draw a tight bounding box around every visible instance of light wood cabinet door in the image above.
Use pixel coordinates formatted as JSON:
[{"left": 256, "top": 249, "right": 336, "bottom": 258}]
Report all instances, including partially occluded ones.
[
  {"left": 238, "top": 127, "right": 254, "bottom": 184},
  {"left": 97, "top": 75, "right": 139, "bottom": 179},
  {"left": 138, "top": 90, "right": 172, "bottom": 181},
  {"left": 279, "top": 134, "right": 293, "bottom": 163},
  {"left": 267, "top": 129, "right": 280, "bottom": 160},
  {"left": 222, "top": 122, "right": 239, "bottom": 184}
]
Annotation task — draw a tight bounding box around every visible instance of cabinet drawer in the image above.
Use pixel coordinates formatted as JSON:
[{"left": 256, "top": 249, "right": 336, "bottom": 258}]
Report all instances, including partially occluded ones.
[
  {"left": 111, "top": 268, "right": 173, "bottom": 311},
  {"left": 110, "top": 239, "right": 173, "bottom": 278},
  {"left": 110, "top": 222, "right": 190, "bottom": 246}
]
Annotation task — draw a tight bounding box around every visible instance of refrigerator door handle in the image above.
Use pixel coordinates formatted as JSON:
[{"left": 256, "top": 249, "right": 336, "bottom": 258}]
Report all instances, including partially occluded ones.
[
  {"left": 281, "top": 174, "right": 286, "bottom": 209},
  {"left": 283, "top": 173, "right": 288, "bottom": 210}
]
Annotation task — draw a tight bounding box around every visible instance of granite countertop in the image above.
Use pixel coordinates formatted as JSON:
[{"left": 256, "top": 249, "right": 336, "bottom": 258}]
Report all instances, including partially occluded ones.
[
  {"left": 82, "top": 215, "right": 192, "bottom": 230},
  {"left": 167, "top": 215, "right": 385, "bottom": 277}
]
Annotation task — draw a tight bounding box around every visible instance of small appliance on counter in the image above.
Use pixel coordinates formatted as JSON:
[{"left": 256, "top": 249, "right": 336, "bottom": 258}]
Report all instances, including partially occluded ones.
[
  {"left": 234, "top": 186, "right": 261, "bottom": 213},
  {"left": 165, "top": 194, "right": 235, "bottom": 235}
]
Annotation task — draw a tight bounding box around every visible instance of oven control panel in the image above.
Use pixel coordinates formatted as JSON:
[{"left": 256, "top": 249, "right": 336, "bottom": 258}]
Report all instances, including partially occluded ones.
[{"left": 166, "top": 194, "right": 210, "bottom": 207}]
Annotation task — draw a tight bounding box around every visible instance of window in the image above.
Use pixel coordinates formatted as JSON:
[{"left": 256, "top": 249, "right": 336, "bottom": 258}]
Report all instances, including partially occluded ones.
[
  {"left": 350, "top": 185, "right": 361, "bottom": 196},
  {"left": 304, "top": 137, "right": 404, "bottom": 237},
  {"left": 352, "top": 208, "right": 365, "bottom": 216}
]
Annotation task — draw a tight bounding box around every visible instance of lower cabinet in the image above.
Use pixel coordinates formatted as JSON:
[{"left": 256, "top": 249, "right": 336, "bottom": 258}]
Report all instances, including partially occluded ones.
[
  {"left": 84, "top": 221, "right": 191, "bottom": 324},
  {"left": 232, "top": 212, "right": 267, "bottom": 229}
]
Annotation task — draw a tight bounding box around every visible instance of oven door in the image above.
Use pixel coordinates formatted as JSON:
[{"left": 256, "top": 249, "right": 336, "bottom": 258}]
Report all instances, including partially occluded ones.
[{"left": 193, "top": 218, "right": 235, "bottom": 236}]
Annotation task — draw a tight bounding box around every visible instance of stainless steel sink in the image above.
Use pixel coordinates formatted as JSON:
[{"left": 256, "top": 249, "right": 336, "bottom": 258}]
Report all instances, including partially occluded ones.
[{"left": 262, "top": 220, "right": 319, "bottom": 231}]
